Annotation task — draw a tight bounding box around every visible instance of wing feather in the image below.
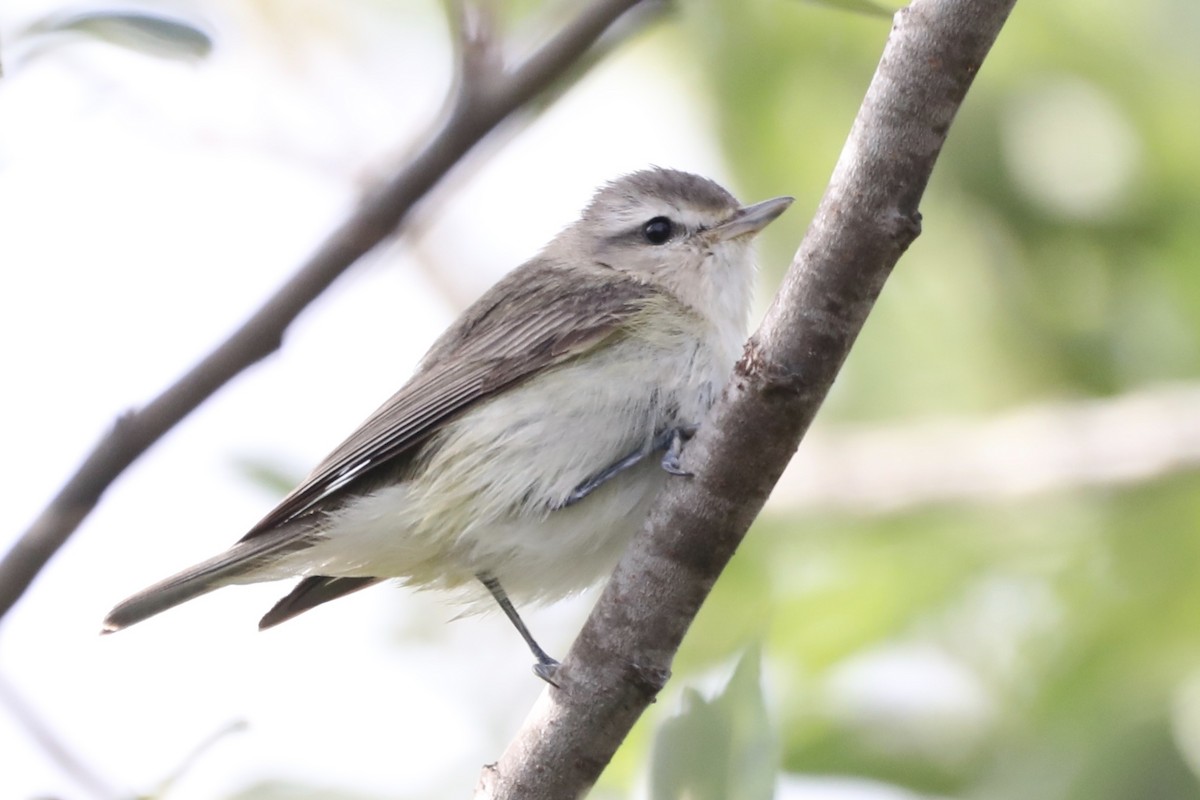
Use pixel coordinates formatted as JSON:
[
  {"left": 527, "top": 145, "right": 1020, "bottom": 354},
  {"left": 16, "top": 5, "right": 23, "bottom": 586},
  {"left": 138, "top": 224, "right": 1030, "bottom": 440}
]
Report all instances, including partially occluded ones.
[{"left": 239, "top": 259, "right": 657, "bottom": 540}]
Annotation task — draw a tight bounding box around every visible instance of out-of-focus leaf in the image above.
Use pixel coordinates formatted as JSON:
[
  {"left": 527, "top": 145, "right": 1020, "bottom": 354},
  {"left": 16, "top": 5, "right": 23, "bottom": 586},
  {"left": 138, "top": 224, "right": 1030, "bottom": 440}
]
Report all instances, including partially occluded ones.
[
  {"left": 801, "top": 0, "right": 894, "bottom": 18},
  {"left": 224, "top": 781, "right": 384, "bottom": 800},
  {"left": 22, "top": 10, "right": 213, "bottom": 62},
  {"left": 650, "top": 647, "right": 777, "bottom": 800},
  {"left": 230, "top": 456, "right": 303, "bottom": 498}
]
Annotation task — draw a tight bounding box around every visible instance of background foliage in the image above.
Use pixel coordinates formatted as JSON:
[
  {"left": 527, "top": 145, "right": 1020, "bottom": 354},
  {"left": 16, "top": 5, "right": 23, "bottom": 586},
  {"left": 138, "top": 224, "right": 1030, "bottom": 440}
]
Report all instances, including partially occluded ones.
[{"left": 666, "top": 1, "right": 1200, "bottom": 798}]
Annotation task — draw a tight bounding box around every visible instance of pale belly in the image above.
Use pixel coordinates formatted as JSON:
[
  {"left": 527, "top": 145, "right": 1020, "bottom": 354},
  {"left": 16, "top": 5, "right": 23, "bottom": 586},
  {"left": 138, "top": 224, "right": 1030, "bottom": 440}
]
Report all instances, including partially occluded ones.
[{"left": 268, "top": 331, "right": 727, "bottom": 605}]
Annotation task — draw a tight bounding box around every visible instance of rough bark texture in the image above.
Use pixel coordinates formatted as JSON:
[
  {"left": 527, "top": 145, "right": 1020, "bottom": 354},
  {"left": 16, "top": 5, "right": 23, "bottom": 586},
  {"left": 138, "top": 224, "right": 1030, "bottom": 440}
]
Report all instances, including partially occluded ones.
[{"left": 475, "top": 1, "right": 1019, "bottom": 797}]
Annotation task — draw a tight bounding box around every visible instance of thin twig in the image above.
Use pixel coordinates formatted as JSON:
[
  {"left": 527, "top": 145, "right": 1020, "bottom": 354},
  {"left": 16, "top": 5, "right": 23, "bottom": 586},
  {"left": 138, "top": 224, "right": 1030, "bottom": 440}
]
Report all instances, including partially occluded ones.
[
  {"left": 475, "top": 1, "right": 1019, "bottom": 797},
  {"left": 395, "top": 0, "right": 673, "bottom": 310},
  {"left": 0, "top": 672, "right": 123, "bottom": 800},
  {"left": 153, "top": 719, "right": 248, "bottom": 797},
  {"left": 0, "top": 0, "right": 649, "bottom": 625}
]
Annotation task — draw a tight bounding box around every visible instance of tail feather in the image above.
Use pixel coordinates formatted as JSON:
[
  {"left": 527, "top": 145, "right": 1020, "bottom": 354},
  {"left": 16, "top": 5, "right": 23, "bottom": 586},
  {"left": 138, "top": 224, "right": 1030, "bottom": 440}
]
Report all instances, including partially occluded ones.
[
  {"left": 102, "top": 526, "right": 312, "bottom": 633},
  {"left": 259, "top": 576, "right": 380, "bottom": 630}
]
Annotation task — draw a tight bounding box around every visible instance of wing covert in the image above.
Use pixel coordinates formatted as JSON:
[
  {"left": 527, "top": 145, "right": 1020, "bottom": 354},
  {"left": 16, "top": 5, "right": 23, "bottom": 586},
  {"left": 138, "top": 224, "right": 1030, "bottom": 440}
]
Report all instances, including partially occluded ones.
[{"left": 239, "top": 261, "right": 658, "bottom": 539}]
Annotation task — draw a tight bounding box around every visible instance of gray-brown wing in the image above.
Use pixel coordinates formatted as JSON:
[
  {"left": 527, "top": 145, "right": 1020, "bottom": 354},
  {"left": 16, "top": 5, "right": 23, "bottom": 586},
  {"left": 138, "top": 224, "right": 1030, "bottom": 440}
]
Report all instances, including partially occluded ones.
[{"left": 239, "top": 261, "right": 658, "bottom": 540}]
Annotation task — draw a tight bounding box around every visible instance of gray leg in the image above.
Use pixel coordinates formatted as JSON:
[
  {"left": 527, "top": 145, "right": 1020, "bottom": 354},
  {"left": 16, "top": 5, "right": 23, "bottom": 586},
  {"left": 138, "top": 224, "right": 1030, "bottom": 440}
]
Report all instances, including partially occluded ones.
[
  {"left": 558, "top": 445, "right": 650, "bottom": 508},
  {"left": 557, "top": 426, "right": 698, "bottom": 510},
  {"left": 478, "top": 573, "right": 559, "bottom": 684}
]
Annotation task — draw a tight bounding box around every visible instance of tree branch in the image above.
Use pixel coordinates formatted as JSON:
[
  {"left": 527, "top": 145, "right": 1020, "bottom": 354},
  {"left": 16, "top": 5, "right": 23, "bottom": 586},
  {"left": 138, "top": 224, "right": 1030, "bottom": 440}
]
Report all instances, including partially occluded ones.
[
  {"left": 475, "top": 0, "right": 1018, "bottom": 796},
  {"left": 0, "top": 0, "right": 650, "bottom": 625}
]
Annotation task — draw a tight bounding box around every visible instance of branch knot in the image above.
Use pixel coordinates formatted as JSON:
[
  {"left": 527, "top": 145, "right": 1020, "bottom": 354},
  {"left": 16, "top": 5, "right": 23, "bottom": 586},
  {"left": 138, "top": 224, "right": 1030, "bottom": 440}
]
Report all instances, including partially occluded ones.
[{"left": 735, "top": 340, "right": 808, "bottom": 399}]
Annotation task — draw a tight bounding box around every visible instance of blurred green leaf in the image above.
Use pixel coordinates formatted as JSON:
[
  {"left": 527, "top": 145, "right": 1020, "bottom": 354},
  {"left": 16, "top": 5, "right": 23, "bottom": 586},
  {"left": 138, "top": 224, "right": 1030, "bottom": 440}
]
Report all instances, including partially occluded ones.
[
  {"left": 224, "top": 781, "right": 384, "bottom": 800},
  {"left": 230, "top": 456, "right": 303, "bottom": 498},
  {"left": 650, "top": 647, "right": 777, "bottom": 800},
  {"left": 22, "top": 10, "right": 213, "bottom": 62}
]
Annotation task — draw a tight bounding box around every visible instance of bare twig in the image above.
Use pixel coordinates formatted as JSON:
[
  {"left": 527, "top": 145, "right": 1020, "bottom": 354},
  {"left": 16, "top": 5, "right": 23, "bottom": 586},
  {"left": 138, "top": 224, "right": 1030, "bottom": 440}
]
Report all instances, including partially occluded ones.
[
  {"left": 773, "top": 382, "right": 1200, "bottom": 513},
  {"left": 475, "top": 1, "right": 1018, "bottom": 796},
  {"left": 153, "top": 719, "right": 248, "bottom": 797},
  {"left": 0, "top": 0, "right": 649, "bottom": 625},
  {"left": 397, "top": 0, "right": 673, "bottom": 309}
]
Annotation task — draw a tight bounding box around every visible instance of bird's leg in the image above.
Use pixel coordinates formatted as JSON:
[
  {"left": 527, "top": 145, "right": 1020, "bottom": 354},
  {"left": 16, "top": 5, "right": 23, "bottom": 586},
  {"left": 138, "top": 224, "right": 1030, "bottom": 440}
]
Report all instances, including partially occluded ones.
[
  {"left": 557, "top": 444, "right": 650, "bottom": 508},
  {"left": 556, "top": 425, "right": 698, "bottom": 509},
  {"left": 478, "top": 572, "right": 559, "bottom": 684}
]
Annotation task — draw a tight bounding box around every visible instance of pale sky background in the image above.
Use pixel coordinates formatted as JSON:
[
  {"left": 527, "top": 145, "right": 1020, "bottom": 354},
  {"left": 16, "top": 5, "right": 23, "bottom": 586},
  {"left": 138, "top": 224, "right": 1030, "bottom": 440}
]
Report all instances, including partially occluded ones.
[{"left": 0, "top": 2, "right": 952, "bottom": 799}]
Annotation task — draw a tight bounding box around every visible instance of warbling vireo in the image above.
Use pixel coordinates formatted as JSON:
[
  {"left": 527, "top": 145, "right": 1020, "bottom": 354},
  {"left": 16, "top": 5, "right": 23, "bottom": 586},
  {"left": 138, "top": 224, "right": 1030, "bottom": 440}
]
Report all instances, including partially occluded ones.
[{"left": 103, "top": 168, "right": 792, "bottom": 679}]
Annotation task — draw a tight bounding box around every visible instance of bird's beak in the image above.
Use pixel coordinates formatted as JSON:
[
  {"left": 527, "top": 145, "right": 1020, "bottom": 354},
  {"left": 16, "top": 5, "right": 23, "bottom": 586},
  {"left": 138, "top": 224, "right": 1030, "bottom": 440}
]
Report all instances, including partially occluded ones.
[{"left": 710, "top": 196, "right": 794, "bottom": 242}]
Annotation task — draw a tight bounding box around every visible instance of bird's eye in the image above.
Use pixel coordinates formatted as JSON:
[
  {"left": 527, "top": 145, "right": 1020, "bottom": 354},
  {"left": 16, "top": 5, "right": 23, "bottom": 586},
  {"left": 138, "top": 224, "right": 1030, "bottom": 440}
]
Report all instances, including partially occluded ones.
[{"left": 642, "top": 216, "right": 674, "bottom": 245}]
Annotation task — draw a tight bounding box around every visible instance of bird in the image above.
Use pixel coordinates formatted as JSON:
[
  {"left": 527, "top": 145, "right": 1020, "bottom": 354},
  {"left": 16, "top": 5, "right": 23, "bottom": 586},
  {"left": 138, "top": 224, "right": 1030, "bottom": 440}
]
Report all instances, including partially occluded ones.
[{"left": 103, "top": 168, "right": 792, "bottom": 679}]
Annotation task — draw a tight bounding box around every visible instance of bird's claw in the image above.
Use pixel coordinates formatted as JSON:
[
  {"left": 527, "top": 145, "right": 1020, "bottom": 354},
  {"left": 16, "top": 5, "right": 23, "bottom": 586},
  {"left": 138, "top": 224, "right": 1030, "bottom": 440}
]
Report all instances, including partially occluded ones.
[
  {"left": 533, "top": 658, "right": 561, "bottom": 687},
  {"left": 660, "top": 426, "right": 696, "bottom": 477}
]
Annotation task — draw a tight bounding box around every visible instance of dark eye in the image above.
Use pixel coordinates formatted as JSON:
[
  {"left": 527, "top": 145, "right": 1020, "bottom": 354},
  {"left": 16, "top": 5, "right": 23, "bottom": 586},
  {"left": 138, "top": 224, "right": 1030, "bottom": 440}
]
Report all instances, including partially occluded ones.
[{"left": 642, "top": 216, "right": 674, "bottom": 245}]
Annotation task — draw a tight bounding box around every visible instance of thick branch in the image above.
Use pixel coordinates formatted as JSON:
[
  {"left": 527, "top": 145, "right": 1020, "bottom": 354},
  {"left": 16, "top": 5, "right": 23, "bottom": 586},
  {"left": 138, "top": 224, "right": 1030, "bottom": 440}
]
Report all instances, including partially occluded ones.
[
  {"left": 476, "top": 0, "right": 1018, "bottom": 796},
  {"left": 0, "top": 0, "right": 648, "bottom": 625}
]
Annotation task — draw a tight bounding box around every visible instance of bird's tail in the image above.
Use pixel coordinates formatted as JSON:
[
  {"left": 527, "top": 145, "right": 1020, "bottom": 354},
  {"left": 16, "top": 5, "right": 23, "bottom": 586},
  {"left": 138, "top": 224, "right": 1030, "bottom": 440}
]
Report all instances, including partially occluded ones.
[{"left": 102, "top": 525, "right": 313, "bottom": 633}]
